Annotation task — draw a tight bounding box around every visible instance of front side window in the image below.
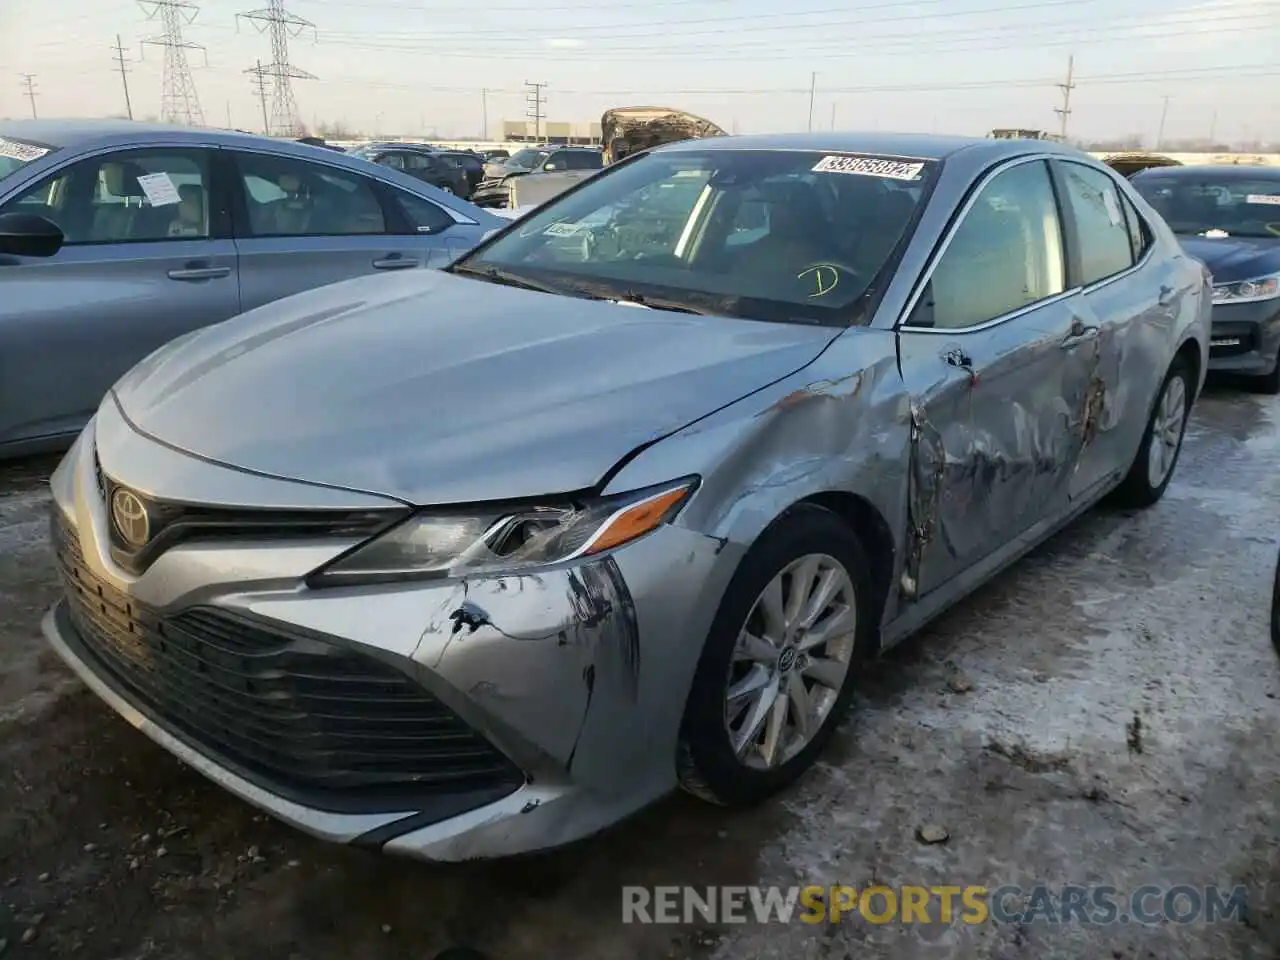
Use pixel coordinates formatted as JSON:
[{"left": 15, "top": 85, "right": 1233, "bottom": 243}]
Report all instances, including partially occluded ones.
[
  {"left": 1057, "top": 161, "right": 1135, "bottom": 285},
  {"left": 234, "top": 152, "right": 385, "bottom": 237},
  {"left": 910, "top": 160, "right": 1065, "bottom": 330},
  {"left": 455, "top": 149, "right": 937, "bottom": 325},
  {"left": 0, "top": 148, "right": 211, "bottom": 244},
  {"left": 564, "top": 151, "right": 603, "bottom": 171},
  {"left": 1131, "top": 171, "right": 1280, "bottom": 239}
]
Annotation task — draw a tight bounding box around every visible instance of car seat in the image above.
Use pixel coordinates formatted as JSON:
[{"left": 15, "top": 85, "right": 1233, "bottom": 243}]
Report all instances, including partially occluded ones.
[{"left": 168, "top": 183, "right": 206, "bottom": 237}]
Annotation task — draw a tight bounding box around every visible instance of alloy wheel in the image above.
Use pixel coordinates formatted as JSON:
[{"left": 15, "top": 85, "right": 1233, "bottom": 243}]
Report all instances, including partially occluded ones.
[
  {"left": 1147, "top": 373, "right": 1188, "bottom": 488},
  {"left": 724, "top": 553, "right": 857, "bottom": 770}
]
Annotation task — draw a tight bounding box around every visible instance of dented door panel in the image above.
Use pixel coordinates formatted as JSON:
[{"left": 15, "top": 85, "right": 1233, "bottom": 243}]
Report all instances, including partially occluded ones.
[
  {"left": 898, "top": 293, "right": 1089, "bottom": 599},
  {"left": 1067, "top": 261, "right": 1176, "bottom": 500}
]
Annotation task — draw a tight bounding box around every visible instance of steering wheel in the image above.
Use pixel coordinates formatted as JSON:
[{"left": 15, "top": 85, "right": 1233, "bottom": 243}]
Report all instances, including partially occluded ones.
[
  {"left": 1266, "top": 222, "right": 1280, "bottom": 238},
  {"left": 796, "top": 262, "right": 860, "bottom": 299}
]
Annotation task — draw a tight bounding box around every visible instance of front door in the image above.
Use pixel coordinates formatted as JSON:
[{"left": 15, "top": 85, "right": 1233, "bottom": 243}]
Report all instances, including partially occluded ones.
[
  {"left": 228, "top": 149, "right": 468, "bottom": 313},
  {"left": 896, "top": 157, "right": 1093, "bottom": 598},
  {"left": 0, "top": 146, "right": 238, "bottom": 446}
]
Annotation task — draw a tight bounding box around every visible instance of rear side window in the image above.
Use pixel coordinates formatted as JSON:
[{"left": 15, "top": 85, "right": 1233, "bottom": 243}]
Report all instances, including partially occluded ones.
[
  {"left": 234, "top": 152, "right": 385, "bottom": 238},
  {"left": 1120, "top": 191, "right": 1152, "bottom": 261},
  {"left": 1056, "top": 161, "right": 1135, "bottom": 285}
]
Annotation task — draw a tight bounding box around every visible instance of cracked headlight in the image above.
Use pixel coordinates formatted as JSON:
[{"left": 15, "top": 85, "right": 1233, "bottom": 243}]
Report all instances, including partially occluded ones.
[
  {"left": 309, "top": 477, "right": 697, "bottom": 586},
  {"left": 1212, "top": 272, "right": 1280, "bottom": 305}
]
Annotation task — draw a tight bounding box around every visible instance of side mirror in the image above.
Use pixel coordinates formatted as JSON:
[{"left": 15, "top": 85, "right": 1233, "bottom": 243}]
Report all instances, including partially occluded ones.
[
  {"left": 543, "top": 162, "right": 560, "bottom": 172},
  {"left": 0, "top": 212, "right": 64, "bottom": 258}
]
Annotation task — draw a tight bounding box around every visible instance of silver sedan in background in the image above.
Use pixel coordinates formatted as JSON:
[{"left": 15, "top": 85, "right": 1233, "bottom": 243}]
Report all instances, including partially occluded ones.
[
  {"left": 0, "top": 120, "right": 502, "bottom": 458},
  {"left": 42, "top": 132, "right": 1209, "bottom": 861}
]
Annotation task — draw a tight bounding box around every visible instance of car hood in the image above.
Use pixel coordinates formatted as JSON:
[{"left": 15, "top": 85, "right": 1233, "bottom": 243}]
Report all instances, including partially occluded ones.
[
  {"left": 601, "top": 106, "right": 727, "bottom": 164},
  {"left": 1178, "top": 234, "right": 1280, "bottom": 284},
  {"left": 112, "top": 269, "right": 839, "bottom": 505}
]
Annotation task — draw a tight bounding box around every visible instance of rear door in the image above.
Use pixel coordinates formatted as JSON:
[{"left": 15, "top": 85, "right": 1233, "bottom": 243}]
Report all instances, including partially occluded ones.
[
  {"left": 0, "top": 145, "right": 237, "bottom": 446},
  {"left": 1049, "top": 159, "right": 1172, "bottom": 500},
  {"left": 228, "top": 148, "right": 468, "bottom": 311}
]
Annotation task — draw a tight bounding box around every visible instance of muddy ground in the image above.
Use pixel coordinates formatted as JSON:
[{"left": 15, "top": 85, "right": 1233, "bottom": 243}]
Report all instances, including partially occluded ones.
[{"left": 1, "top": 384, "right": 1278, "bottom": 960}]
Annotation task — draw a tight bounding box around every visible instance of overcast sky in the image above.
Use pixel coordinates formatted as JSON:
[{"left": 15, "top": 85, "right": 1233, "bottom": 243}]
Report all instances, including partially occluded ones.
[{"left": 1, "top": 0, "right": 1277, "bottom": 142}]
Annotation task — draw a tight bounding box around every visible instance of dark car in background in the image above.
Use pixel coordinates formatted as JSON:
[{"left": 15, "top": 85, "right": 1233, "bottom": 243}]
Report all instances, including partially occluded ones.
[
  {"left": 350, "top": 143, "right": 471, "bottom": 198},
  {"left": 472, "top": 147, "right": 603, "bottom": 208},
  {"left": 1131, "top": 165, "right": 1280, "bottom": 390},
  {"left": 438, "top": 151, "right": 485, "bottom": 193}
]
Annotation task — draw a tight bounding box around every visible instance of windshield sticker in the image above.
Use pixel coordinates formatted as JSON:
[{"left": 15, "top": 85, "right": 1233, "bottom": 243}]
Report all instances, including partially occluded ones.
[
  {"left": 811, "top": 155, "right": 924, "bottom": 181},
  {"left": 1246, "top": 194, "right": 1280, "bottom": 206},
  {"left": 543, "top": 221, "right": 584, "bottom": 237},
  {"left": 0, "top": 137, "right": 49, "bottom": 163},
  {"left": 135, "top": 172, "right": 181, "bottom": 207}
]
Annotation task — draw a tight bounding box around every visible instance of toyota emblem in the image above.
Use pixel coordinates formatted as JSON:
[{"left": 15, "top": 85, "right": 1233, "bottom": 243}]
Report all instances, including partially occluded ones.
[{"left": 110, "top": 488, "right": 150, "bottom": 548}]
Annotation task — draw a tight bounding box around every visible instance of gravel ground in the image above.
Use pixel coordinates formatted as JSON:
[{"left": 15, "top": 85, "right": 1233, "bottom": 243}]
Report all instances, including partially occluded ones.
[{"left": 1, "top": 384, "right": 1278, "bottom": 960}]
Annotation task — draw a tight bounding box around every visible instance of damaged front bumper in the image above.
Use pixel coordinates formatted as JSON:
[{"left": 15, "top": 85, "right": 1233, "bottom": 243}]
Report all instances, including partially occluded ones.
[{"left": 41, "top": 410, "right": 737, "bottom": 861}]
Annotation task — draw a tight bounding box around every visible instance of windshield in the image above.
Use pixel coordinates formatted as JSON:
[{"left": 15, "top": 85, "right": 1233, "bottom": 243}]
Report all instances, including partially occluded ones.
[
  {"left": 454, "top": 148, "right": 936, "bottom": 325},
  {"left": 1132, "top": 172, "right": 1280, "bottom": 238},
  {"left": 509, "top": 148, "right": 550, "bottom": 168},
  {"left": 0, "top": 135, "right": 53, "bottom": 183}
]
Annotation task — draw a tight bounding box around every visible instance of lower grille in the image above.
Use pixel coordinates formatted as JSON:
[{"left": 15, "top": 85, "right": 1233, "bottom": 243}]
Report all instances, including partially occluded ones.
[
  {"left": 51, "top": 512, "right": 524, "bottom": 814},
  {"left": 1210, "top": 328, "right": 1257, "bottom": 357}
]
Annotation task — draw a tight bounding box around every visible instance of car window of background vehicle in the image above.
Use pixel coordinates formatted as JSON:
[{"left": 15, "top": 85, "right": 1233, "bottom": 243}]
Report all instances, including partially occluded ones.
[
  {"left": 1057, "top": 162, "right": 1137, "bottom": 284},
  {"left": 234, "top": 152, "right": 385, "bottom": 238},
  {"left": 0, "top": 149, "right": 211, "bottom": 245},
  {"left": 1131, "top": 174, "right": 1280, "bottom": 238},
  {"left": 911, "top": 160, "right": 1065, "bottom": 329}
]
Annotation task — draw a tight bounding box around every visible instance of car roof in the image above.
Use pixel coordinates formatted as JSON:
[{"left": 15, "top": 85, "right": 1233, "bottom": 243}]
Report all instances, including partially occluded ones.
[
  {"left": 1132, "top": 164, "right": 1280, "bottom": 179},
  {"left": 656, "top": 131, "right": 1084, "bottom": 163}
]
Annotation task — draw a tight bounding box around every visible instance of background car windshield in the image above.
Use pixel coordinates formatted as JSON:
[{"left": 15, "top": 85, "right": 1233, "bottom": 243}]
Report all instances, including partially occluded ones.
[
  {"left": 464, "top": 149, "right": 936, "bottom": 324},
  {"left": 1132, "top": 173, "right": 1280, "bottom": 238},
  {"left": 510, "top": 149, "right": 549, "bottom": 167},
  {"left": 0, "top": 137, "right": 54, "bottom": 183}
]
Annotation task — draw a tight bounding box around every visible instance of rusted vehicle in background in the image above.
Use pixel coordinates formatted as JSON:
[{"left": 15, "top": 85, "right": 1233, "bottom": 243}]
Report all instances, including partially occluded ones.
[
  {"left": 1103, "top": 152, "right": 1182, "bottom": 178},
  {"left": 602, "top": 106, "right": 728, "bottom": 164}
]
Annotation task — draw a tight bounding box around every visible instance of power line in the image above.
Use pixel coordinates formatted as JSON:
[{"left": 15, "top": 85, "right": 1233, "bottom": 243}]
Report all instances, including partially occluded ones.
[
  {"left": 524, "top": 80, "right": 547, "bottom": 141},
  {"left": 238, "top": 0, "right": 317, "bottom": 137},
  {"left": 112, "top": 34, "right": 135, "bottom": 120},
  {"left": 18, "top": 74, "right": 38, "bottom": 119},
  {"left": 248, "top": 59, "right": 270, "bottom": 133},
  {"left": 139, "top": 0, "right": 206, "bottom": 126},
  {"left": 1054, "top": 53, "right": 1075, "bottom": 139}
]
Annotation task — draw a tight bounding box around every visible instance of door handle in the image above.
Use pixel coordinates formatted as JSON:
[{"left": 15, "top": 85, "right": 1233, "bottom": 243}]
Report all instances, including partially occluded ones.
[
  {"left": 1060, "top": 319, "right": 1099, "bottom": 349},
  {"left": 373, "top": 255, "right": 421, "bottom": 270},
  {"left": 167, "top": 265, "right": 231, "bottom": 281}
]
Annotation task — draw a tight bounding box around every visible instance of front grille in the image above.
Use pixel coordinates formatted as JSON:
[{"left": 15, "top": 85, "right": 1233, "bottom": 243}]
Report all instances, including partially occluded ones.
[{"left": 51, "top": 513, "right": 525, "bottom": 814}]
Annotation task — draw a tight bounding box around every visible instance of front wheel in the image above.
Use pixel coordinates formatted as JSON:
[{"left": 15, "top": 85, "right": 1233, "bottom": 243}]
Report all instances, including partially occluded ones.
[
  {"left": 1271, "top": 549, "right": 1280, "bottom": 658},
  {"left": 1113, "top": 356, "right": 1192, "bottom": 508},
  {"left": 677, "top": 504, "right": 874, "bottom": 807}
]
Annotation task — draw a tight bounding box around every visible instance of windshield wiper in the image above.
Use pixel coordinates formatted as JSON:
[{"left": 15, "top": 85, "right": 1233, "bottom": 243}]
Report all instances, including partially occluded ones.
[
  {"left": 610, "top": 291, "right": 708, "bottom": 315},
  {"left": 450, "top": 264, "right": 563, "bottom": 294}
]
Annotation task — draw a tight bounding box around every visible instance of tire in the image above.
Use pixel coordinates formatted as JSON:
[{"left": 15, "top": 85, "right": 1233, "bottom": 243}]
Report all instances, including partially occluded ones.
[
  {"left": 676, "top": 503, "right": 874, "bottom": 807},
  {"left": 1271, "top": 549, "right": 1280, "bottom": 659},
  {"left": 1113, "top": 356, "right": 1193, "bottom": 508}
]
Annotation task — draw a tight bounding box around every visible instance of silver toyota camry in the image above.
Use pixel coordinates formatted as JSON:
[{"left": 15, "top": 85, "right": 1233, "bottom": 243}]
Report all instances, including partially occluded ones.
[{"left": 42, "top": 132, "right": 1210, "bottom": 861}]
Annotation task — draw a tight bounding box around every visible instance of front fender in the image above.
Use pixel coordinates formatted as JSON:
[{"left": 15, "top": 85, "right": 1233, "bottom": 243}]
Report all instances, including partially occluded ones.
[{"left": 603, "top": 328, "right": 911, "bottom": 558}]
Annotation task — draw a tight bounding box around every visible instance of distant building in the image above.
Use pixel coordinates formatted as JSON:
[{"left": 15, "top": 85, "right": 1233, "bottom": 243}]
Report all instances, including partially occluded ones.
[{"left": 501, "top": 119, "right": 602, "bottom": 145}]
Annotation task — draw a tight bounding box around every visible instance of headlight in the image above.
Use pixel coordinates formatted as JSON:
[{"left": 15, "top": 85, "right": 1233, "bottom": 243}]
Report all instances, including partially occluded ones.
[
  {"left": 309, "top": 477, "right": 697, "bottom": 586},
  {"left": 1212, "top": 273, "right": 1280, "bottom": 305}
]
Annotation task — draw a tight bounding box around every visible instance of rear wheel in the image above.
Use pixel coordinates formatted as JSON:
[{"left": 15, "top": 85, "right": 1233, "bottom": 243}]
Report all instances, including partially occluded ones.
[
  {"left": 677, "top": 504, "right": 873, "bottom": 807},
  {"left": 1114, "top": 356, "right": 1192, "bottom": 508},
  {"left": 1271, "top": 549, "right": 1280, "bottom": 658}
]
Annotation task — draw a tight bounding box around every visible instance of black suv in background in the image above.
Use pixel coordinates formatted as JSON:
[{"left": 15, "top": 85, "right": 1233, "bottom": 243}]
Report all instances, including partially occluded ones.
[
  {"left": 349, "top": 143, "right": 471, "bottom": 198},
  {"left": 437, "top": 152, "right": 486, "bottom": 193}
]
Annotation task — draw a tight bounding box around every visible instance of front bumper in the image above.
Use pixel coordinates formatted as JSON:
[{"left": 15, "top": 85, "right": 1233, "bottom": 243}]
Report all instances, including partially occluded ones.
[
  {"left": 1207, "top": 299, "right": 1280, "bottom": 376},
  {"left": 469, "top": 179, "right": 513, "bottom": 208},
  {"left": 41, "top": 402, "right": 738, "bottom": 860}
]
